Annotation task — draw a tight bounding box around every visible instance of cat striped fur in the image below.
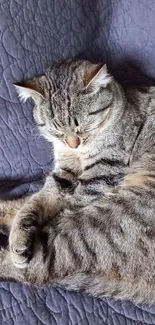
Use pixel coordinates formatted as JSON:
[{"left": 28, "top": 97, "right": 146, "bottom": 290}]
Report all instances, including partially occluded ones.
[{"left": 0, "top": 60, "right": 155, "bottom": 303}]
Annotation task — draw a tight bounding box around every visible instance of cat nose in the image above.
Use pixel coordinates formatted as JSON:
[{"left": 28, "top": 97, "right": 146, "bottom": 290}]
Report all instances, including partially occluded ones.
[{"left": 65, "top": 134, "right": 80, "bottom": 148}]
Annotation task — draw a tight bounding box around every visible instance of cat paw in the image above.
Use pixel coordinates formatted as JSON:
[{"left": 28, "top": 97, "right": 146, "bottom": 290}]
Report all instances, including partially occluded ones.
[{"left": 9, "top": 216, "right": 36, "bottom": 268}]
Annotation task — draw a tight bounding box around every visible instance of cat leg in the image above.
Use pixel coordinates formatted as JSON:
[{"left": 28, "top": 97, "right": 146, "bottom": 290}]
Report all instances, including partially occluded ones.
[
  {"left": 9, "top": 186, "right": 62, "bottom": 268},
  {"left": 0, "top": 200, "right": 29, "bottom": 281},
  {"left": 0, "top": 198, "right": 28, "bottom": 232},
  {"left": 9, "top": 165, "right": 79, "bottom": 268},
  {"left": 0, "top": 247, "right": 26, "bottom": 282}
]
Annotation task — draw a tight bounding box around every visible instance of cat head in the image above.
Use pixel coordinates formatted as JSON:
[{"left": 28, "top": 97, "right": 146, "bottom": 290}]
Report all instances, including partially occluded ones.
[{"left": 15, "top": 60, "right": 117, "bottom": 149}]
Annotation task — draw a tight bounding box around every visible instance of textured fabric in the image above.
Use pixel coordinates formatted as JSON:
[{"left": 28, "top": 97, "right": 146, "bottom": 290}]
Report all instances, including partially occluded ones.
[{"left": 1, "top": 0, "right": 155, "bottom": 324}]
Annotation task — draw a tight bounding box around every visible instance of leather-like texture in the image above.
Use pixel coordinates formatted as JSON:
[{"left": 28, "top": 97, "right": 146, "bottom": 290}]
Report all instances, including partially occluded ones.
[{"left": 1, "top": 0, "right": 155, "bottom": 323}]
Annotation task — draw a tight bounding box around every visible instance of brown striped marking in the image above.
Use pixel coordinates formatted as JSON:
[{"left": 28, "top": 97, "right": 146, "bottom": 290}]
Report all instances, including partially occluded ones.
[{"left": 122, "top": 170, "right": 155, "bottom": 188}]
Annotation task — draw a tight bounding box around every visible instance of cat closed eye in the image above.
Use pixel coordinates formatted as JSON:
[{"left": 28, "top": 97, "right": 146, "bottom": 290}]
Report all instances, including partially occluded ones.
[{"left": 36, "top": 123, "right": 46, "bottom": 127}]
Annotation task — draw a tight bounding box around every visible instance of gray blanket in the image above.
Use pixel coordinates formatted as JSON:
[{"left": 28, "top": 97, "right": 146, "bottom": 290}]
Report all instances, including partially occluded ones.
[{"left": 1, "top": 0, "right": 155, "bottom": 324}]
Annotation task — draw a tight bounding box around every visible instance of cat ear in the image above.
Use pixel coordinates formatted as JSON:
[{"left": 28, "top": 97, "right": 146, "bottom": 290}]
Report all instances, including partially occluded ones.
[
  {"left": 14, "top": 76, "right": 47, "bottom": 104},
  {"left": 85, "top": 63, "right": 113, "bottom": 91}
]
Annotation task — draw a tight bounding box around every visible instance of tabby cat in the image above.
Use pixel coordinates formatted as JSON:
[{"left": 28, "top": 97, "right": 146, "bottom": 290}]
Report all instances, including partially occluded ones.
[{"left": 0, "top": 59, "right": 155, "bottom": 303}]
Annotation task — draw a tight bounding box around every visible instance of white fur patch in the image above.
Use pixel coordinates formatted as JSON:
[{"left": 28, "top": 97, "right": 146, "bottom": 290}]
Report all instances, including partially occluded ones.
[
  {"left": 94, "top": 72, "right": 113, "bottom": 88},
  {"left": 86, "top": 64, "right": 113, "bottom": 90},
  {"left": 14, "top": 85, "right": 33, "bottom": 103}
]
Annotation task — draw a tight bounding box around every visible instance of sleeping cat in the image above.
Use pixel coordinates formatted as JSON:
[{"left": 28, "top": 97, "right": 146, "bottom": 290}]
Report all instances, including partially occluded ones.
[{"left": 0, "top": 59, "right": 155, "bottom": 303}]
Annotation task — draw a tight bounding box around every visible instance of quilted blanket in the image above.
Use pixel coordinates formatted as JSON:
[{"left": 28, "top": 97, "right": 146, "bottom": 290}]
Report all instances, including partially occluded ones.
[{"left": 1, "top": 0, "right": 155, "bottom": 324}]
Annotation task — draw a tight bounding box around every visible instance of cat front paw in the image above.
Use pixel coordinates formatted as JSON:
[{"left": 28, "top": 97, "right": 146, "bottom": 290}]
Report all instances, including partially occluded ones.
[{"left": 9, "top": 212, "right": 37, "bottom": 268}]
